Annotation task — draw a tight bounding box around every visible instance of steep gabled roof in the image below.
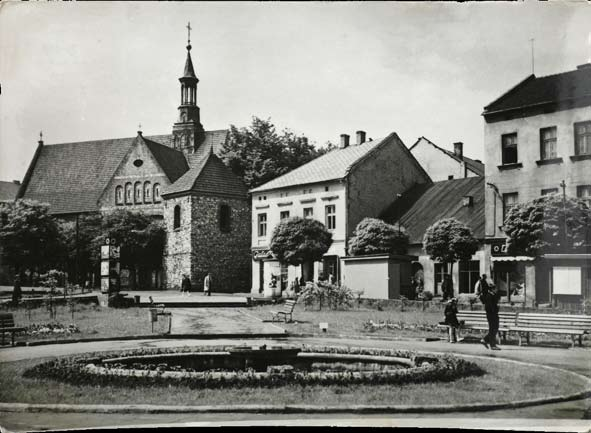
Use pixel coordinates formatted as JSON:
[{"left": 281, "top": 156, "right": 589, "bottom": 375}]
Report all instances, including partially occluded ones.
[
  {"left": 162, "top": 151, "right": 248, "bottom": 199},
  {"left": 483, "top": 65, "right": 591, "bottom": 114},
  {"left": 381, "top": 176, "right": 484, "bottom": 244},
  {"left": 186, "top": 129, "right": 229, "bottom": 167},
  {"left": 250, "top": 134, "right": 402, "bottom": 193},
  {"left": 0, "top": 181, "right": 20, "bottom": 203},
  {"left": 410, "top": 136, "right": 484, "bottom": 176},
  {"left": 143, "top": 137, "right": 189, "bottom": 183}
]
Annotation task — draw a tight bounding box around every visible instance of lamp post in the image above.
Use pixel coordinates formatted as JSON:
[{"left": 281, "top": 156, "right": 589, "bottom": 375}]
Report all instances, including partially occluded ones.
[{"left": 560, "top": 180, "right": 567, "bottom": 250}]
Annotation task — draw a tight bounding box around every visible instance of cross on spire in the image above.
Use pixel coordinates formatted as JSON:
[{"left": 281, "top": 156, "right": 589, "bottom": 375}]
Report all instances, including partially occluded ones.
[
  {"left": 39, "top": 131, "right": 43, "bottom": 141},
  {"left": 186, "top": 22, "right": 192, "bottom": 44}
]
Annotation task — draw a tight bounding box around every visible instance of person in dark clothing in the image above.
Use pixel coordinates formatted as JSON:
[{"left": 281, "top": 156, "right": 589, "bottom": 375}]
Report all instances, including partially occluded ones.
[
  {"left": 443, "top": 298, "right": 461, "bottom": 343},
  {"left": 475, "top": 274, "right": 500, "bottom": 350},
  {"left": 441, "top": 274, "right": 453, "bottom": 301},
  {"left": 181, "top": 274, "right": 192, "bottom": 297},
  {"left": 11, "top": 275, "right": 22, "bottom": 306}
]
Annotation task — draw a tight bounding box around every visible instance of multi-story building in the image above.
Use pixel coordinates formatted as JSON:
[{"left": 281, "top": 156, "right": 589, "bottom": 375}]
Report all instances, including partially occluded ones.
[
  {"left": 409, "top": 137, "right": 484, "bottom": 182},
  {"left": 249, "top": 131, "right": 431, "bottom": 296},
  {"left": 483, "top": 63, "right": 591, "bottom": 305}
]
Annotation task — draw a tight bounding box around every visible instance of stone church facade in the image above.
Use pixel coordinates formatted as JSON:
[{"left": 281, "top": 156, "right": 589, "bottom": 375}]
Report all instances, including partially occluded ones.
[{"left": 17, "top": 37, "right": 251, "bottom": 292}]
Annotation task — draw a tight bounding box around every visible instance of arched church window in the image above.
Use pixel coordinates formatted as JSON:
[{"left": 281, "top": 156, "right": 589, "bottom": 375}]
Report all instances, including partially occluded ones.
[
  {"left": 144, "top": 181, "right": 152, "bottom": 203},
  {"left": 219, "top": 204, "right": 231, "bottom": 233},
  {"left": 153, "top": 183, "right": 161, "bottom": 203},
  {"left": 115, "top": 186, "right": 124, "bottom": 205},
  {"left": 125, "top": 183, "right": 133, "bottom": 204},
  {"left": 134, "top": 182, "right": 142, "bottom": 204},
  {"left": 173, "top": 205, "right": 181, "bottom": 229}
]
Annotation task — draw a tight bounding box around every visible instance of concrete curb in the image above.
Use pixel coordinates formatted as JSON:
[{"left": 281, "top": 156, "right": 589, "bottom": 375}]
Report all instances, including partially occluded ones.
[
  {"left": 2, "top": 332, "right": 287, "bottom": 348},
  {"left": 289, "top": 332, "right": 443, "bottom": 343},
  {"left": 1, "top": 344, "right": 590, "bottom": 415}
]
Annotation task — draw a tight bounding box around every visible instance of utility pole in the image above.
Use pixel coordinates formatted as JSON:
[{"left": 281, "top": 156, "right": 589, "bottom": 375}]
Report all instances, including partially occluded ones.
[{"left": 560, "top": 180, "right": 567, "bottom": 250}]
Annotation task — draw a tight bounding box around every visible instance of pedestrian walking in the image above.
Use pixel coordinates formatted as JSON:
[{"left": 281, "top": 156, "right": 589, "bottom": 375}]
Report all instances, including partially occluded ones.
[
  {"left": 441, "top": 274, "right": 453, "bottom": 301},
  {"left": 203, "top": 272, "right": 212, "bottom": 296},
  {"left": 475, "top": 274, "right": 501, "bottom": 350},
  {"left": 443, "top": 297, "right": 462, "bottom": 343},
  {"left": 181, "top": 274, "right": 191, "bottom": 297}
]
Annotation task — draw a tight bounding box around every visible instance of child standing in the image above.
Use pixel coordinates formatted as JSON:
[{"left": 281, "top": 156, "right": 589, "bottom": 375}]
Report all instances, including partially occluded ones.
[{"left": 443, "top": 298, "right": 461, "bottom": 343}]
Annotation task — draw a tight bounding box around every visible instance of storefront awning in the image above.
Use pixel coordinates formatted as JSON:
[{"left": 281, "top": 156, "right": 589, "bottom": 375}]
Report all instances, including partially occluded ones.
[{"left": 491, "top": 256, "right": 535, "bottom": 262}]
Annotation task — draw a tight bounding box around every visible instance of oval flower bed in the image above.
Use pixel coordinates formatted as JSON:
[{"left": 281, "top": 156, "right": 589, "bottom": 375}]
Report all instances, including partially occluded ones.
[{"left": 23, "top": 345, "right": 484, "bottom": 389}]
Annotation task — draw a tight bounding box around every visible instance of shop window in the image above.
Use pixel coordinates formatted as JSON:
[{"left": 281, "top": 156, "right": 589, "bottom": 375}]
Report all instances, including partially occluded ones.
[
  {"left": 540, "top": 127, "right": 557, "bottom": 160},
  {"left": 115, "top": 186, "right": 124, "bottom": 205},
  {"left": 257, "top": 213, "right": 267, "bottom": 237},
  {"left": 459, "top": 260, "right": 480, "bottom": 293},
  {"left": 552, "top": 266, "right": 581, "bottom": 295},
  {"left": 173, "top": 205, "right": 181, "bottom": 229},
  {"left": 144, "top": 181, "right": 152, "bottom": 203},
  {"left": 219, "top": 204, "right": 231, "bottom": 233},
  {"left": 493, "top": 262, "right": 526, "bottom": 300},
  {"left": 501, "top": 133, "right": 518, "bottom": 165},
  {"left": 434, "top": 263, "right": 449, "bottom": 295}
]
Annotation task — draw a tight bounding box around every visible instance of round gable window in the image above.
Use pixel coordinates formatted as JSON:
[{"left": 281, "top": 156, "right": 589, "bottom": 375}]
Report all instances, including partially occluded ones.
[{"left": 133, "top": 159, "right": 144, "bottom": 167}]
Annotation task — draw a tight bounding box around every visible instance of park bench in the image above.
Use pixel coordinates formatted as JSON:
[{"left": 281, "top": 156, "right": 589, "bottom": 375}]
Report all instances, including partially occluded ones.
[
  {"left": 437, "top": 310, "right": 517, "bottom": 343},
  {"left": 0, "top": 312, "right": 25, "bottom": 346},
  {"left": 270, "top": 299, "right": 297, "bottom": 323},
  {"left": 509, "top": 313, "right": 591, "bottom": 348}
]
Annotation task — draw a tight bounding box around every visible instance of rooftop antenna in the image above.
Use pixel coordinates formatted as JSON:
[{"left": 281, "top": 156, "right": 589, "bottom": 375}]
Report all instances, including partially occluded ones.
[{"left": 530, "top": 38, "right": 535, "bottom": 75}]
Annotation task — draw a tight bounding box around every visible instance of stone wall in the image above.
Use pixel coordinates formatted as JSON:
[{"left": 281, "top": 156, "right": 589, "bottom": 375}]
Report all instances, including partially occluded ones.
[{"left": 163, "top": 196, "right": 193, "bottom": 289}]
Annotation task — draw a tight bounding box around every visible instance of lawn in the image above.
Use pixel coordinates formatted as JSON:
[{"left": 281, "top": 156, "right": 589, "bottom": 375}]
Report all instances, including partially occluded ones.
[
  {"left": 7, "top": 304, "right": 167, "bottom": 343},
  {"left": 0, "top": 354, "right": 585, "bottom": 407}
]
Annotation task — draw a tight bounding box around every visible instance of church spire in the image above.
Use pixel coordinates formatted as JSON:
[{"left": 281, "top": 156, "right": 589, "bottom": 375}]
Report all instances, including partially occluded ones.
[{"left": 172, "top": 22, "right": 205, "bottom": 154}]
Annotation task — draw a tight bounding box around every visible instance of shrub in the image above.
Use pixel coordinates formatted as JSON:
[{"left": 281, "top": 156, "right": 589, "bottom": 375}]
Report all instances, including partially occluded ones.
[
  {"left": 348, "top": 218, "right": 409, "bottom": 256},
  {"left": 418, "top": 291, "right": 434, "bottom": 301}
]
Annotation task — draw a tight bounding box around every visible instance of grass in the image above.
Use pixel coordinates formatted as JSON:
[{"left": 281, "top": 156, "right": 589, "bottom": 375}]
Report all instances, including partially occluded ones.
[
  {"left": 7, "top": 304, "right": 168, "bottom": 342},
  {"left": 0, "top": 355, "right": 585, "bottom": 407}
]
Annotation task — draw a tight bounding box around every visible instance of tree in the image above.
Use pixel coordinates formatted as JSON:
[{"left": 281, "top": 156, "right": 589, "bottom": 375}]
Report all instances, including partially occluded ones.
[
  {"left": 219, "top": 116, "right": 327, "bottom": 189},
  {"left": 58, "top": 213, "right": 102, "bottom": 285},
  {"left": 348, "top": 218, "right": 409, "bottom": 256},
  {"left": 89, "top": 209, "right": 165, "bottom": 290},
  {"left": 503, "top": 194, "right": 591, "bottom": 256},
  {"left": 270, "top": 217, "right": 333, "bottom": 282},
  {"left": 423, "top": 218, "right": 479, "bottom": 283},
  {"left": 0, "top": 199, "right": 64, "bottom": 290}
]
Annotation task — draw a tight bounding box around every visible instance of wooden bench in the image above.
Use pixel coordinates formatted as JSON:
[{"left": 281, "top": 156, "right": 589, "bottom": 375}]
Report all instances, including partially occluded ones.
[
  {"left": 270, "top": 299, "right": 296, "bottom": 323},
  {"left": 0, "top": 312, "right": 25, "bottom": 346},
  {"left": 438, "top": 310, "right": 517, "bottom": 342},
  {"left": 510, "top": 313, "right": 591, "bottom": 347}
]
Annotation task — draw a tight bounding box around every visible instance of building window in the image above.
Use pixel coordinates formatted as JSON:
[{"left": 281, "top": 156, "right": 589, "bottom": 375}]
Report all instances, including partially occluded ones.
[
  {"left": 459, "top": 260, "right": 480, "bottom": 294},
  {"left": 325, "top": 205, "right": 336, "bottom": 230},
  {"left": 173, "top": 205, "right": 181, "bottom": 229},
  {"left": 115, "top": 186, "right": 124, "bottom": 205},
  {"left": 501, "top": 133, "right": 518, "bottom": 165},
  {"left": 541, "top": 188, "right": 559, "bottom": 196},
  {"left": 575, "top": 121, "right": 591, "bottom": 156},
  {"left": 303, "top": 207, "right": 313, "bottom": 218},
  {"left": 153, "top": 183, "right": 161, "bottom": 203},
  {"left": 125, "top": 183, "right": 133, "bottom": 204},
  {"left": 503, "top": 192, "right": 518, "bottom": 222},
  {"left": 144, "top": 181, "right": 152, "bottom": 203},
  {"left": 577, "top": 185, "right": 591, "bottom": 205},
  {"left": 434, "top": 263, "right": 449, "bottom": 295},
  {"left": 134, "top": 182, "right": 142, "bottom": 204},
  {"left": 448, "top": 175, "right": 454, "bottom": 180},
  {"left": 325, "top": 186, "right": 329, "bottom": 192},
  {"left": 219, "top": 204, "right": 231, "bottom": 232},
  {"left": 540, "top": 127, "right": 557, "bottom": 160},
  {"left": 257, "top": 213, "right": 267, "bottom": 237},
  {"left": 280, "top": 210, "right": 290, "bottom": 220}
]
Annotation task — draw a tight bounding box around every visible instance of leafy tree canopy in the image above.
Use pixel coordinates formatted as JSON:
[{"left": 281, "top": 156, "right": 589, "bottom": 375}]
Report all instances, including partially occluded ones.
[
  {"left": 503, "top": 194, "right": 591, "bottom": 256},
  {"left": 0, "top": 200, "right": 64, "bottom": 272},
  {"left": 219, "top": 116, "right": 331, "bottom": 189},
  {"left": 423, "top": 218, "right": 479, "bottom": 265},
  {"left": 270, "top": 217, "right": 333, "bottom": 266},
  {"left": 348, "top": 218, "right": 409, "bottom": 256}
]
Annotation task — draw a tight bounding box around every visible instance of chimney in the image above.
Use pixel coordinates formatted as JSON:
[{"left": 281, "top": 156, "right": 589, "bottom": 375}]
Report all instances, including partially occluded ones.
[
  {"left": 340, "top": 134, "right": 350, "bottom": 149},
  {"left": 453, "top": 142, "right": 463, "bottom": 159},
  {"left": 577, "top": 63, "right": 591, "bottom": 70},
  {"left": 356, "top": 130, "right": 366, "bottom": 145},
  {"left": 12, "top": 180, "right": 21, "bottom": 185}
]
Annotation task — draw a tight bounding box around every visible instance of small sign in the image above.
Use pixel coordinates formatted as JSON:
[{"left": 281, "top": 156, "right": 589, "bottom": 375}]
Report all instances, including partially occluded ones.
[
  {"left": 100, "top": 261, "right": 110, "bottom": 277},
  {"left": 101, "top": 246, "right": 110, "bottom": 260},
  {"left": 110, "top": 246, "right": 121, "bottom": 259},
  {"left": 491, "top": 240, "right": 509, "bottom": 256},
  {"left": 101, "top": 277, "right": 109, "bottom": 294}
]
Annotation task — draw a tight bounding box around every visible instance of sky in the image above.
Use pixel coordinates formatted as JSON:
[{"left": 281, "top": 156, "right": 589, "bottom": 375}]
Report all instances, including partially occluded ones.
[{"left": 1, "top": 1, "right": 591, "bottom": 182}]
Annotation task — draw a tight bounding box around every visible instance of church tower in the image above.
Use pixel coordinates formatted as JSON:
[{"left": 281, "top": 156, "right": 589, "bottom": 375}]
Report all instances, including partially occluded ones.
[{"left": 172, "top": 23, "right": 205, "bottom": 154}]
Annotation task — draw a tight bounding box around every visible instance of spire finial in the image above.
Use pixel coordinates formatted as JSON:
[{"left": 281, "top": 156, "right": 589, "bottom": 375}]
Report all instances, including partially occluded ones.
[
  {"left": 186, "top": 22, "right": 192, "bottom": 51},
  {"left": 39, "top": 131, "right": 43, "bottom": 141},
  {"left": 138, "top": 123, "right": 143, "bottom": 136}
]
